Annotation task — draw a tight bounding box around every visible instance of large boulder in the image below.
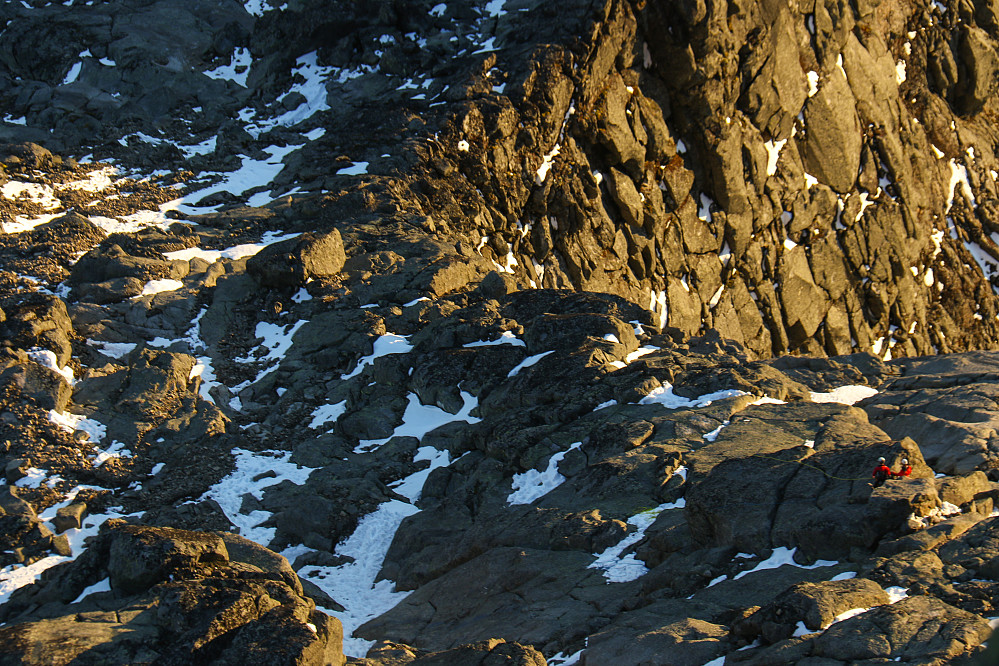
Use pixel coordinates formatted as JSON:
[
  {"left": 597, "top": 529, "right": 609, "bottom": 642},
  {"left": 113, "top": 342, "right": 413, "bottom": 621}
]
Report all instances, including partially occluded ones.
[
  {"left": 733, "top": 578, "right": 889, "bottom": 644},
  {"left": 247, "top": 229, "right": 346, "bottom": 288}
]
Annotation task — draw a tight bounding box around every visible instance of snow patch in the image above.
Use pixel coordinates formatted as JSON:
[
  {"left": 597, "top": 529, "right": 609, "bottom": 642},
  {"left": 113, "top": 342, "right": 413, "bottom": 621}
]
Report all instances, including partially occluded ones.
[
  {"left": 355, "top": 391, "right": 480, "bottom": 453},
  {"left": 164, "top": 230, "right": 299, "bottom": 263},
  {"left": 463, "top": 331, "right": 526, "bottom": 348},
  {"left": 947, "top": 159, "right": 975, "bottom": 213},
  {"left": 86, "top": 340, "right": 136, "bottom": 359},
  {"left": 27, "top": 348, "right": 75, "bottom": 385},
  {"left": 203, "top": 449, "right": 315, "bottom": 545},
  {"left": 507, "top": 350, "right": 555, "bottom": 377},
  {"left": 508, "top": 443, "right": 581, "bottom": 505},
  {"left": 535, "top": 144, "right": 561, "bottom": 185},
  {"left": 764, "top": 138, "right": 787, "bottom": 176},
  {"left": 807, "top": 71, "right": 819, "bottom": 96},
  {"left": 135, "top": 279, "right": 183, "bottom": 297},
  {"left": 309, "top": 401, "right": 347, "bottom": 430},
  {"left": 733, "top": 547, "right": 837, "bottom": 580},
  {"left": 205, "top": 47, "right": 253, "bottom": 87},
  {"left": 639, "top": 385, "right": 747, "bottom": 410},
  {"left": 341, "top": 333, "right": 413, "bottom": 380},
  {"left": 589, "top": 502, "right": 683, "bottom": 583},
  {"left": 809, "top": 385, "right": 878, "bottom": 405},
  {"left": 48, "top": 411, "right": 106, "bottom": 443},
  {"left": 72, "top": 577, "right": 111, "bottom": 603}
]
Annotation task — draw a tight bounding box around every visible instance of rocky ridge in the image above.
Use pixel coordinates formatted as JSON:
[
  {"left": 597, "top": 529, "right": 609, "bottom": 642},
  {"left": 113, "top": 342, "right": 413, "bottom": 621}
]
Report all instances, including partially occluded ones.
[{"left": 2, "top": 0, "right": 999, "bottom": 664}]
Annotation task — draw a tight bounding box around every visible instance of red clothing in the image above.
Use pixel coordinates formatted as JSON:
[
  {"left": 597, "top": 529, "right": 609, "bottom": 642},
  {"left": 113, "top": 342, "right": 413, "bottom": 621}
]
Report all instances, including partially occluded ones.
[
  {"left": 872, "top": 464, "right": 891, "bottom": 479},
  {"left": 893, "top": 465, "right": 912, "bottom": 477}
]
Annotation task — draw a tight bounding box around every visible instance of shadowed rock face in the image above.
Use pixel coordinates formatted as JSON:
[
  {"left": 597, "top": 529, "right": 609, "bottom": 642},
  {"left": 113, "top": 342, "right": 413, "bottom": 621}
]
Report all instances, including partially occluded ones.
[{"left": 3, "top": 0, "right": 999, "bottom": 664}]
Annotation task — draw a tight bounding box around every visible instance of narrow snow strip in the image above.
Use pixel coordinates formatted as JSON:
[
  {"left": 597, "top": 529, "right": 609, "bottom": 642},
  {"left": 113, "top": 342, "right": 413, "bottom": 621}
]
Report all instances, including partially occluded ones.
[
  {"left": 338, "top": 162, "right": 369, "bottom": 176},
  {"left": 639, "top": 385, "right": 747, "bottom": 409},
  {"left": 355, "top": 391, "right": 480, "bottom": 453},
  {"left": 703, "top": 422, "right": 728, "bottom": 442},
  {"left": 589, "top": 500, "right": 684, "bottom": 583},
  {"left": 297, "top": 443, "right": 465, "bottom": 656},
  {"left": 341, "top": 333, "right": 413, "bottom": 380},
  {"left": 389, "top": 446, "right": 452, "bottom": 502},
  {"left": 463, "top": 331, "right": 526, "bottom": 348},
  {"left": 809, "top": 385, "right": 878, "bottom": 405},
  {"left": 202, "top": 448, "right": 316, "bottom": 546},
  {"left": 830, "top": 571, "right": 857, "bottom": 581},
  {"left": 624, "top": 346, "right": 658, "bottom": 363},
  {"left": 733, "top": 547, "right": 837, "bottom": 580},
  {"left": 508, "top": 443, "right": 581, "bottom": 505},
  {"left": 299, "top": 499, "right": 417, "bottom": 657},
  {"left": 71, "top": 577, "right": 111, "bottom": 603},
  {"left": 829, "top": 607, "right": 868, "bottom": 626},
  {"left": 507, "top": 350, "right": 555, "bottom": 377},
  {"left": 963, "top": 239, "right": 999, "bottom": 290},
  {"left": 163, "top": 231, "right": 300, "bottom": 262}
]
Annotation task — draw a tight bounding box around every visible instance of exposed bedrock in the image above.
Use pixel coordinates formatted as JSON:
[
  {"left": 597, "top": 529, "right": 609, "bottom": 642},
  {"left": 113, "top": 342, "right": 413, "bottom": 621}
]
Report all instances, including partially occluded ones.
[{"left": 4, "top": 0, "right": 999, "bottom": 664}]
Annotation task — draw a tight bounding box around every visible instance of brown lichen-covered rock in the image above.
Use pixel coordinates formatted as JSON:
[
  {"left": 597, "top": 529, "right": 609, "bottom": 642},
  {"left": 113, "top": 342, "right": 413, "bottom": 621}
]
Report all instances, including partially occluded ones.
[{"left": 0, "top": 522, "right": 345, "bottom": 666}]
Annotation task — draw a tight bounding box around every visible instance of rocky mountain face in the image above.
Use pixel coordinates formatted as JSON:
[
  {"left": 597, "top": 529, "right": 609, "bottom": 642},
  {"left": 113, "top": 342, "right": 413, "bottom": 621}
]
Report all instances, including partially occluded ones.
[{"left": 2, "top": 0, "right": 999, "bottom": 664}]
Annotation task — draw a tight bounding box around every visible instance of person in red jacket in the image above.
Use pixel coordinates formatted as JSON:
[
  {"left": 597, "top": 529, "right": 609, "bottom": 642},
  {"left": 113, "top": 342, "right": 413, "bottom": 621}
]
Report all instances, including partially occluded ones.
[
  {"left": 872, "top": 457, "right": 892, "bottom": 487},
  {"left": 893, "top": 458, "right": 912, "bottom": 478}
]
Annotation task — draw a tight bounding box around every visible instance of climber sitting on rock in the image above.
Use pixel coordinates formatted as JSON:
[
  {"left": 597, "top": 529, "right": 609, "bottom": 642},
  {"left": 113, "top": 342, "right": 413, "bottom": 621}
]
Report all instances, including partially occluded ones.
[
  {"left": 872, "top": 457, "right": 892, "bottom": 488},
  {"left": 893, "top": 458, "right": 912, "bottom": 478}
]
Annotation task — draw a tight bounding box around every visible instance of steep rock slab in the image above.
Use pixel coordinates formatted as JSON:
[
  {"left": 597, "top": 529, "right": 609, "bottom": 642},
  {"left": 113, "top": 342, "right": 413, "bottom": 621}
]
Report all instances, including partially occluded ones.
[
  {"left": 685, "top": 404, "right": 932, "bottom": 559},
  {"left": 358, "top": 547, "right": 602, "bottom": 653}
]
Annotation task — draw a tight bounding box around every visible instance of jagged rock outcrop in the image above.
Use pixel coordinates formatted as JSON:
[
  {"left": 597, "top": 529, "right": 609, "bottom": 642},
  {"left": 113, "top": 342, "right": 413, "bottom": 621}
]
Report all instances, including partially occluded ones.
[{"left": 0, "top": 522, "right": 344, "bottom": 666}]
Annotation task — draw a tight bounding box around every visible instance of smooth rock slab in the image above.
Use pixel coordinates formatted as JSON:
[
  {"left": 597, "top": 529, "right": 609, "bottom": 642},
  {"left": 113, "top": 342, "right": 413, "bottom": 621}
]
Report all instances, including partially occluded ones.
[{"left": 812, "top": 596, "right": 991, "bottom": 661}]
